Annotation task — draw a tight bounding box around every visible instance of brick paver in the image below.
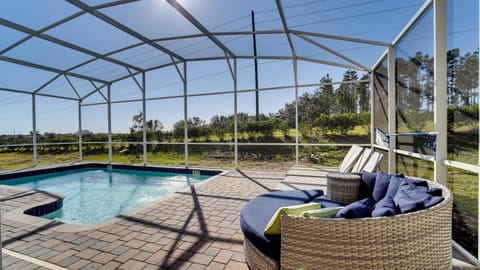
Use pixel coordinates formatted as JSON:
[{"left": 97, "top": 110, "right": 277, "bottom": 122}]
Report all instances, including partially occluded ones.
[
  {"left": 0, "top": 169, "right": 283, "bottom": 269},
  {"left": 0, "top": 168, "right": 475, "bottom": 269},
  {"left": 0, "top": 171, "right": 283, "bottom": 269}
]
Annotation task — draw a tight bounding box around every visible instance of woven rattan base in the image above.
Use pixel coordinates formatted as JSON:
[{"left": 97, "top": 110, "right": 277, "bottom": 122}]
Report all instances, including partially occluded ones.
[
  {"left": 281, "top": 181, "right": 452, "bottom": 270},
  {"left": 244, "top": 237, "right": 279, "bottom": 270},
  {"left": 327, "top": 172, "right": 362, "bottom": 204}
]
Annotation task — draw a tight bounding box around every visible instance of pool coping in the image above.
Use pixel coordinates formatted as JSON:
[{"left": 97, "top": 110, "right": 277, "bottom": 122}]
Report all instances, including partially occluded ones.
[{"left": 1, "top": 162, "right": 229, "bottom": 233}]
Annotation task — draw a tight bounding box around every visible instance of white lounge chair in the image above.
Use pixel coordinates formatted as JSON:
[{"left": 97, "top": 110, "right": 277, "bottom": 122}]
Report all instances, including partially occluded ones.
[
  {"left": 337, "top": 144, "right": 365, "bottom": 173},
  {"left": 350, "top": 148, "right": 374, "bottom": 173},
  {"left": 361, "top": 151, "right": 384, "bottom": 172},
  {"left": 275, "top": 145, "right": 366, "bottom": 191}
]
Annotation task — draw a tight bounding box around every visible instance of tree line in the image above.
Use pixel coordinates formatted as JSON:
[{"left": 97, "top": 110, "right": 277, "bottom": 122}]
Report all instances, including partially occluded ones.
[
  {"left": 125, "top": 69, "right": 372, "bottom": 142},
  {"left": 1, "top": 47, "right": 477, "bottom": 146}
]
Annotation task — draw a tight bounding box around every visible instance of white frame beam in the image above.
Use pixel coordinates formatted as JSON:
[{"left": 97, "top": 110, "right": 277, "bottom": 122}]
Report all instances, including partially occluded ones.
[
  {"left": 433, "top": 0, "right": 447, "bottom": 184},
  {"left": 290, "top": 30, "right": 391, "bottom": 47},
  {"left": 78, "top": 100, "right": 83, "bottom": 161},
  {"left": 126, "top": 68, "right": 144, "bottom": 92},
  {"left": 370, "top": 72, "right": 375, "bottom": 148},
  {"left": 142, "top": 72, "right": 147, "bottom": 165},
  {"left": 294, "top": 60, "right": 299, "bottom": 164},
  {"left": 0, "top": 87, "right": 78, "bottom": 101},
  {"left": 110, "top": 55, "right": 366, "bottom": 84},
  {"left": 34, "top": 74, "right": 63, "bottom": 95},
  {"left": 32, "top": 94, "right": 37, "bottom": 166},
  {"left": 150, "top": 29, "right": 391, "bottom": 47},
  {"left": 387, "top": 46, "right": 396, "bottom": 174},
  {"left": 183, "top": 63, "right": 189, "bottom": 168},
  {"left": 83, "top": 82, "right": 108, "bottom": 102},
  {"left": 107, "top": 84, "right": 113, "bottom": 163},
  {"left": 276, "top": 0, "right": 299, "bottom": 164},
  {"left": 0, "top": 55, "right": 108, "bottom": 85},
  {"left": 64, "top": 75, "right": 81, "bottom": 99},
  {"left": 294, "top": 33, "right": 370, "bottom": 71},
  {"left": 233, "top": 58, "right": 238, "bottom": 167}
]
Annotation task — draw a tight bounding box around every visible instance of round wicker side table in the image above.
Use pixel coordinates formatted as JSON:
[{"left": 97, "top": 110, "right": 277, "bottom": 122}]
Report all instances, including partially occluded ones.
[{"left": 326, "top": 172, "right": 362, "bottom": 204}]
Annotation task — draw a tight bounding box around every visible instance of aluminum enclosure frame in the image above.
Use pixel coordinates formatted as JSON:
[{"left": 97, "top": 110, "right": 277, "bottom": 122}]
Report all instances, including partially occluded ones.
[{"left": 0, "top": 0, "right": 478, "bottom": 263}]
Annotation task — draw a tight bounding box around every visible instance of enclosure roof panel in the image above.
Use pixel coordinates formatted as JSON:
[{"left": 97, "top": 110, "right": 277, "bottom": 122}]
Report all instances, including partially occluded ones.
[
  {"left": 0, "top": 0, "right": 430, "bottom": 98},
  {"left": 282, "top": 0, "right": 426, "bottom": 43},
  {"left": 0, "top": 25, "right": 27, "bottom": 52},
  {"left": 109, "top": 44, "right": 173, "bottom": 70},
  {"left": 100, "top": 0, "right": 202, "bottom": 40},
  {"left": 38, "top": 75, "right": 82, "bottom": 99},
  {"left": 157, "top": 36, "right": 226, "bottom": 60},
  {"left": 70, "top": 59, "right": 130, "bottom": 82},
  {"left": 45, "top": 13, "right": 142, "bottom": 55},
  {"left": 4, "top": 37, "right": 94, "bottom": 70},
  {"left": 0, "top": 62, "right": 57, "bottom": 92},
  {"left": 293, "top": 35, "right": 388, "bottom": 69},
  {"left": 175, "top": 0, "right": 282, "bottom": 33},
  {"left": 0, "top": 0, "right": 80, "bottom": 31}
]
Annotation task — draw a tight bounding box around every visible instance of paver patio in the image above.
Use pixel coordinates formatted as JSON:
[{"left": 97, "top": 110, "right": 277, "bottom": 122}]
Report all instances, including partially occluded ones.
[
  {"left": 0, "top": 170, "right": 283, "bottom": 269},
  {"left": 0, "top": 169, "right": 477, "bottom": 269}
]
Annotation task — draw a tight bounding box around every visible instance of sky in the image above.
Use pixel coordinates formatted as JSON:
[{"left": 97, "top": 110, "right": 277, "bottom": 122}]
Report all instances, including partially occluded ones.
[{"left": 0, "top": 0, "right": 478, "bottom": 135}]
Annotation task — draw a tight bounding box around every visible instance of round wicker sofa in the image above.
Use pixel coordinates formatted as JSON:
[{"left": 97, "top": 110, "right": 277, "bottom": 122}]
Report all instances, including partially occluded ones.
[{"left": 242, "top": 181, "right": 453, "bottom": 270}]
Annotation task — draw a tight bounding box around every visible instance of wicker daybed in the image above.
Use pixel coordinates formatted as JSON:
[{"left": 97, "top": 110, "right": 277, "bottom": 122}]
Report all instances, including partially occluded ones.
[{"left": 241, "top": 180, "right": 453, "bottom": 270}]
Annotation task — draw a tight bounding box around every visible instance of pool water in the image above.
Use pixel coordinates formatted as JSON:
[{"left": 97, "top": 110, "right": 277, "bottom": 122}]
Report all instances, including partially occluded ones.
[{"left": 2, "top": 168, "right": 210, "bottom": 225}]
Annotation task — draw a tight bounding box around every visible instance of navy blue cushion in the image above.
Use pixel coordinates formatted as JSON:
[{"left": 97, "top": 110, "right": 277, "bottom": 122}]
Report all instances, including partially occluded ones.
[
  {"left": 427, "top": 187, "right": 443, "bottom": 197},
  {"left": 359, "top": 171, "right": 377, "bottom": 198},
  {"left": 334, "top": 197, "right": 375, "bottom": 218},
  {"left": 406, "top": 177, "right": 429, "bottom": 188},
  {"left": 372, "top": 172, "right": 404, "bottom": 202},
  {"left": 393, "top": 188, "right": 423, "bottom": 213},
  {"left": 385, "top": 176, "right": 432, "bottom": 199},
  {"left": 361, "top": 172, "right": 404, "bottom": 200},
  {"left": 311, "top": 195, "right": 346, "bottom": 208},
  {"left": 371, "top": 195, "right": 398, "bottom": 217},
  {"left": 385, "top": 175, "right": 407, "bottom": 198},
  {"left": 393, "top": 180, "right": 444, "bottom": 213},
  {"left": 240, "top": 189, "right": 324, "bottom": 260}
]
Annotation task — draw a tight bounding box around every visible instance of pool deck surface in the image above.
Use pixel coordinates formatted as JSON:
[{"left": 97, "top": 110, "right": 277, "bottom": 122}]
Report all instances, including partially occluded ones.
[{"left": 0, "top": 169, "right": 477, "bottom": 269}]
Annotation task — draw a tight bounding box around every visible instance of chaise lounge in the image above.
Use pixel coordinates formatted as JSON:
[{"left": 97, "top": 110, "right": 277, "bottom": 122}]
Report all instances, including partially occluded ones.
[
  {"left": 275, "top": 145, "right": 384, "bottom": 191},
  {"left": 240, "top": 173, "right": 453, "bottom": 270}
]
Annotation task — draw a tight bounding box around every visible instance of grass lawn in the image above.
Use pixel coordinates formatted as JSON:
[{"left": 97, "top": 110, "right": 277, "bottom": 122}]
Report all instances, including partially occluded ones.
[
  {"left": 0, "top": 127, "right": 477, "bottom": 225},
  {"left": 0, "top": 135, "right": 477, "bottom": 255}
]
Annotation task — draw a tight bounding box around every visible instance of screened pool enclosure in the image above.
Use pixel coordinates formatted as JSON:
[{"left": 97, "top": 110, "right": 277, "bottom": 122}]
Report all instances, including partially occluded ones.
[{"left": 0, "top": 0, "right": 479, "bottom": 263}]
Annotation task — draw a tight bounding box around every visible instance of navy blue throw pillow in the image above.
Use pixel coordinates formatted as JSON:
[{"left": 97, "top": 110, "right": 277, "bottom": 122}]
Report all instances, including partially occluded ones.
[
  {"left": 385, "top": 175, "right": 410, "bottom": 198},
  {"left": 386, "top": 176, "right": 434, "bottom": 199},
  {"left": 394, "top": 191, "right": 422, "bottom": 213},
  {"left": 427, "top": 187, "right": 443, "bottom": 197},
  {"left": 405, "top": 177, "right": 429, "bottom": 187},
  {"left": 372, "top": 172, "right": 404, "bottom": 202},
  {"left": 359, "top": 171, "right": 377, "bottom": 198},
  {"left": 393, "top": 180, "right": 444, "bottom": 213},
  {"left": 371, "top": 196, "right": 398, "bottom": 217},
  {"left": 335, "top": 197, "right": 375, "bottom": 219}
]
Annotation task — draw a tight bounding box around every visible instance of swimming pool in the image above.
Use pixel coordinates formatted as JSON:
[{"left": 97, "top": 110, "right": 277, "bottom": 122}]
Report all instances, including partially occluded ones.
[{"left": 1, "top": 166, "right": 214, "bottom": 225}]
